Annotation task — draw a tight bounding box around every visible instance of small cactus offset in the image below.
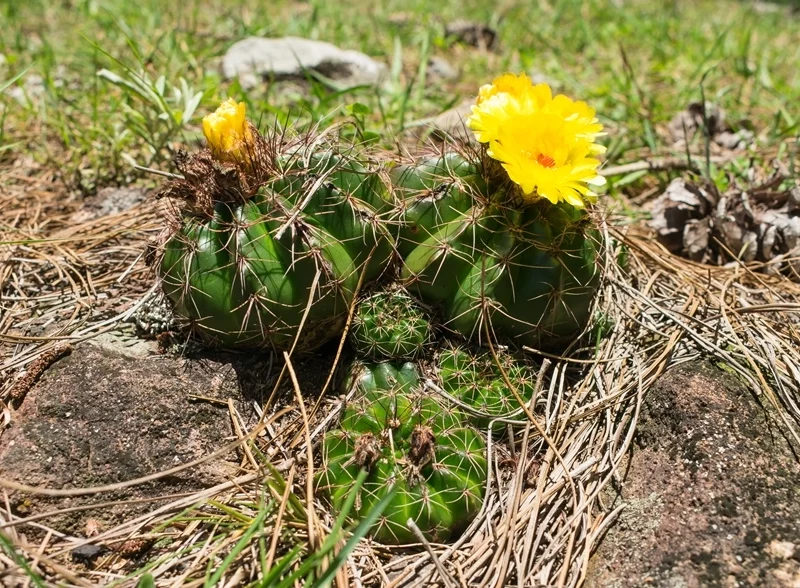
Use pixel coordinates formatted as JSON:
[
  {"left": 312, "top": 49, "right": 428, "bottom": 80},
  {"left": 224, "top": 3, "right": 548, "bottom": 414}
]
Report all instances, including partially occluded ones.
[
  {"left": 394, "top": 74, "right": 607, "bottom": 350},
  {"left": 349, "top": 288, "right": 433, "bottom": 360},
  {"left": 437, "top": 344, "right": 538, "bottom": 431},
  {"left": 319, "top": 361, "right": 487, "bottom": 544},
  {"left": 156, "top": 100, "right": 395, "bottom": 351}
]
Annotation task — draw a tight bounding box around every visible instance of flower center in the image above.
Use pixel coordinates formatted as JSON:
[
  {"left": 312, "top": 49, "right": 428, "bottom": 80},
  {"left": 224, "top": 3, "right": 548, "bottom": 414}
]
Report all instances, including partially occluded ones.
[{"left": 536, "top": 153, "right": 556, "bottom": 168}]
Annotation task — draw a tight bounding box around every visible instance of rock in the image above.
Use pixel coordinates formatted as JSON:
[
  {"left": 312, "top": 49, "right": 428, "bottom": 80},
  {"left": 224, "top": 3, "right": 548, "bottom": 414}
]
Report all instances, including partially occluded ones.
[
  {"left": 71, "top": 544, "right": 106, "bottom": 564},
  {"left": 0, "top": 344, "right": 254, "bottom": 537},
  {"left": 427, "top": 56, "right": 459, "bottom": 82},
  {"left": 86, "top": 332, "right": 160, "bottom": 359},
  {"left": 648, "top": 178, "right": 716, "bottom": 254},
  {"left": 70, "top": 187, "right": 147, "bottom": 222},
  {"left": 386, "top": 12, "right": 413, "bottom": 29},
  {"left": 93, "top": 186, "right": 147, "bottom": 216},
  {"left": 221, "top": 36, "right": 386, "bottom": 90},
  {"left": 444, "top": 20, "right": 498, "bottom": 50},
  {"left": 7, "top": 73, "right": 46, "bottom": 107},
  {"left": 586, "top": 362, "right": 800, "bottom": 587},
  {"left": 667, "top": 102, "right": 754, "bottom": 151},
  {"left": 428, "top": 99, "right": 475, "bottom": 143}
]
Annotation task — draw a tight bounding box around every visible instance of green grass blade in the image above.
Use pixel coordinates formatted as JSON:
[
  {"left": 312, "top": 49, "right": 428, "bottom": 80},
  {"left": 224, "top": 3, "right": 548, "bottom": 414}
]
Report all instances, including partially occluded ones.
[
  {"left": 0, "top": 65, "right": 31, "bottom": 94},
  {"left": 314, "top": 483, "right": 399, "bottom": 588},
  {"left": 257, "top": 544, "right": 305, "bottom": 587},
  {"left": 0, "top": 531, "right": 45, "bottom": 588},
  {"left": 205, "top": 508, "right": 268, "bottom": 588}
]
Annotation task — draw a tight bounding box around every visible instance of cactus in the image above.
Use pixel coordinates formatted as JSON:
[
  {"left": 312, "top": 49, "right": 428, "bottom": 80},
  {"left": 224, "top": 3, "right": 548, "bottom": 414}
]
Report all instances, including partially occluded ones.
[
  {"left": 349, "top": 288, "right": 433, "bottom": 360},
  {"left": 156, "top": 101, "right": 394, "bottom": 351},
  {"left": 394, "top": 74, "right": 607, "bottom": 350},
  {"left": 437, "top": 344, "right": 537, "bottom": 431},
  {"left": 319, "top": 361, "right": 487, "bottom": 544},
  {"left": 393, "top": 151, "right": 602, "bottom": 350}
]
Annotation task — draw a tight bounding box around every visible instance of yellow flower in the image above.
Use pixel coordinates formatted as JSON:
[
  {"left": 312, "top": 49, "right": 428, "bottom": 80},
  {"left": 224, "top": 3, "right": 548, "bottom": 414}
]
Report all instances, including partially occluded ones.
[
  {"left": 202, "top": 98, "right": 255, "bottom": 164},
  {"left": 468, "top": 73, "right": 606, "bottom": 208}
]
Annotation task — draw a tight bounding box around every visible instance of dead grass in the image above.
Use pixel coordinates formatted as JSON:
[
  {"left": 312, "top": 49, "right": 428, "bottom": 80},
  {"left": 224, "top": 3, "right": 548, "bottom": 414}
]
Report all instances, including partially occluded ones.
[
  {"left": 3, "top": 1, "right": 800, "bottom": 575},
  {"left": 0, "top": 169, "right": 159, "bottom": 411}
]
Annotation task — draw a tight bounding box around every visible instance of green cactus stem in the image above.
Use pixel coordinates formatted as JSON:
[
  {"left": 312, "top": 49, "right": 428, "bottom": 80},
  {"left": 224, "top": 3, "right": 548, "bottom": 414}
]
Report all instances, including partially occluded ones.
[
  {"left": 349, "top": 288, "right": 434, "bottom": 360},
  {"left": 319, "top": 361, "right": 487, "bottom": 544},
  {"left": 437, "top": 344, "right": 538, "bottom": 431},
  {"left": 156, "top": 135, "right": 395, "bottom": 352},
  {"left": 393, "top": 151, "right": 602, "bottom": 350}
]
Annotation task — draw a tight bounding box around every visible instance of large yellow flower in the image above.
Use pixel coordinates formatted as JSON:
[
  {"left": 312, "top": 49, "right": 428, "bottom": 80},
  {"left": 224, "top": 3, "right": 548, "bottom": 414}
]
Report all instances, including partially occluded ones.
[
  {"left": 468, "top": 73, "right": 606, "bottom": 208},
  {"left": 202, "top": 98, "right": 255, "bottom": 164}
]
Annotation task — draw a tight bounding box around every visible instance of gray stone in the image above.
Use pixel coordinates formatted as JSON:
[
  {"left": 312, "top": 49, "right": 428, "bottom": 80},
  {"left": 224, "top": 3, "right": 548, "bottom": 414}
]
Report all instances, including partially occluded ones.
[
  {"left": 94, "top": 186, "right": 147, "bottom": 217},
  {"left": 427, "top": 56, "right": 459, "bottom": 82},
  {"left": 429, "top": 99, "right": 476, "bottom": 143},
  {"left": 586, "top": 362, "right": 800, "bottom": 587},
  {"left": 71, "top": 187, "right": 147, "bottom": 222},
  {"left": 444, "top": 21, "right": 498, "bottom": 50},
  {"left": 221, "top": 36, "right": 386, "bottom": 89},
  {"left": 7, "top": 73, "right": 46, "bottom": 107}
]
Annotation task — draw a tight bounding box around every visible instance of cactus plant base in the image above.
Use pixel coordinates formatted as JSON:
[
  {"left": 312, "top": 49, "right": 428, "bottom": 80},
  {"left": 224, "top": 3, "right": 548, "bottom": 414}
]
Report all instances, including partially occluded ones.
[
  {"left": 437, "top": 343, "right": 539, "bottom": 431},
  {"left": 349, "top": 287, "right": 434, "bottom": 360}
]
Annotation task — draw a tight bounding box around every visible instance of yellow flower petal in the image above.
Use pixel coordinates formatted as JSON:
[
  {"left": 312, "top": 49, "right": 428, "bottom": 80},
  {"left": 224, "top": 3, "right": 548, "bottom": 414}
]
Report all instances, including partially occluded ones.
[
  {"left": 202, "top": 98, "right": 255, "bottom": 164},
  {"left": 467, "top": 73, "right": 605, "bottom": 208}
]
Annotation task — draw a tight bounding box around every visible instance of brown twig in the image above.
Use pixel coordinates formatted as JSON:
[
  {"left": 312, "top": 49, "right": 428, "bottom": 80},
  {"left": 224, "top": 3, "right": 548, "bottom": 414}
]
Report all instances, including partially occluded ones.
[{"left": 7, "top": 342, "right": 72, "bottom": 405}]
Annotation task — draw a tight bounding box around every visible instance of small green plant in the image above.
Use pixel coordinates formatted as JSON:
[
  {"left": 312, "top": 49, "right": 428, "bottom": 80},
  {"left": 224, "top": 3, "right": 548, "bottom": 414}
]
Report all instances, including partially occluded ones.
[
  {"left": 0, "top": 529, "right": 46, "bottom": 587},
  {"left": 259, "top": 469, "right": 397, "bottom": 588},
  {"left": 319, "top": 360, "right": 487, "bottom": 544},
  {"left": 113, "top": 462, "right": 393, "bottom": 587},
  {"left": 0, "top": 66, "right": 30, "bottom": 152},
  {"left": 95, "top": 50, "right": 203, "bottom": 166},
  {"left": 437, "top": 344, "right": 538, "bottom": 431},
  {"left": 349, "top": 288, "right": 434, "bottom": 360}
]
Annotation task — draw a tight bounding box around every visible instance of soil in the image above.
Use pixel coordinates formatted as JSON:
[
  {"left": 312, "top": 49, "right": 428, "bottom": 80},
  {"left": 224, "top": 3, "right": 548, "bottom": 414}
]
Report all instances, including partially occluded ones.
[
  {"left": 586, "top": 361, "right": 800, "bottom": 587},
  {"left": 0, "top": 338, "right": 274, "bottom": 538}
]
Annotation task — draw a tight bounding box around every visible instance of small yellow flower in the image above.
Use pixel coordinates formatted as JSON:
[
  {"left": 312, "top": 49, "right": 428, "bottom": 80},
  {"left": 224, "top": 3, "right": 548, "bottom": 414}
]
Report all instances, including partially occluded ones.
[
  {"left": 468, "top": 73, "right": 606, "bottom": 208},
  {"left": 202, "top": 98, "right": 255, "bottom": 164}
]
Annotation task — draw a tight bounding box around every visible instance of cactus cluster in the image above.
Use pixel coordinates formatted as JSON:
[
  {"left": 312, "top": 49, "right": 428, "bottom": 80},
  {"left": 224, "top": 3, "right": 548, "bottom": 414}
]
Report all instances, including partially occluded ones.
[
  {"left": 156, "top": 74, "right": 608, "bottom": 546},
  {"left": 158, "top": 121, "right": 394, "bottom": 351},
  {"left": 349, "top": 288, "right": 433, "bottom": 360},
  {"left": 437, "top": 344, "right": 538, "bottom": 431},
  {"left": 319, "top": 361, "right": 487, "bottom": 544}
]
